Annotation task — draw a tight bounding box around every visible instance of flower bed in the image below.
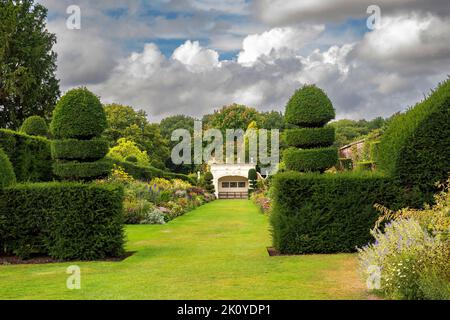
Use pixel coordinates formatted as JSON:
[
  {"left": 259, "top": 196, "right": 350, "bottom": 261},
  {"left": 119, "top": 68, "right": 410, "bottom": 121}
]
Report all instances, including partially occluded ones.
[{"left": 102, "top": 166, "right": 215, "bottom": 225}]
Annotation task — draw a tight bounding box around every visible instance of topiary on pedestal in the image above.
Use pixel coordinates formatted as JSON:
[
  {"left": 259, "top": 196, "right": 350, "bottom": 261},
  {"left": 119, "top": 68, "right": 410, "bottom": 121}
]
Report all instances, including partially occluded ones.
[
  {"left": 284, "top": 85, "right": 338, "bottom": 173},
  {"left": 50, "top": 88, "right": 110, "bottom": 180}
]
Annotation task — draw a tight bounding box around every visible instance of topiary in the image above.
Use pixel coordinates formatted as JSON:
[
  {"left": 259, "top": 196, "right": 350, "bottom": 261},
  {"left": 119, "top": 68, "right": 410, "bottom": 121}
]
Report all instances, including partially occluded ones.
[
  {"left": 51, "top": 87, "right": 107, "bottom": 139},
  {"left": 203, "top": 172, "right": 215, "bottom": 194},
  {"left": 0, "top": 147, "right": 16, "bottom": 188},
  {"left": 285, "top": 85, "right": 335, "bottom": 127},
  {"left": 248, "top": 169, "right": 258, "bottom": 189},
  {"left": 50, "top": 88, "right": 109, "bottom": 181},
  {"left": 284, "top": 85, "right": 338, "bottom": 173},
  {"left": 377, "top": 79, "right": 450, "bottom": 198},
  {"left": 20, "top": 116, "right": 48, "bottom": 137}
]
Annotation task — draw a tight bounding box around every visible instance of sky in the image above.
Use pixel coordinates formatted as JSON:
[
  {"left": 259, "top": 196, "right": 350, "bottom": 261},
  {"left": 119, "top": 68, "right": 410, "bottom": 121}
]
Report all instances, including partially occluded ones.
[{"left": 39, "top": 0, "right": 450, "bottom": 122}]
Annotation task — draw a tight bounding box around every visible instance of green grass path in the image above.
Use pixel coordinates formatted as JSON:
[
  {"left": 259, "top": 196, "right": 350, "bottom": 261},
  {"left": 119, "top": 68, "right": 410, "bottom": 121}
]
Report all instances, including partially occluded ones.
[{"left": 0, "top": 200, "right": 367, "bottom": 300}]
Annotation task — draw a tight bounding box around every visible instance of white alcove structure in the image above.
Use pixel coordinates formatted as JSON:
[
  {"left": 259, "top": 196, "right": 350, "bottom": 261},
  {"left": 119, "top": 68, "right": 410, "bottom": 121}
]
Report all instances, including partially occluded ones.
[{"left": 210, "top": 163, "right": 256, "bottom": 199}]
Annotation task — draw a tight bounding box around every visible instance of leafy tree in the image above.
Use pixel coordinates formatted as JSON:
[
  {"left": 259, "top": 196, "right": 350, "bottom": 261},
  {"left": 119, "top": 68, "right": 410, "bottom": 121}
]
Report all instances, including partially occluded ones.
[
  {"left": 107, "top": 138, "right": 151, "bottom": 167},
  {"left": 160, "top": 115, "right": 195, "bottom": 142},
  {"left": 103, "top": 104, "right": 169, "bottom": 169},
  {"left": 203, "top": 104, "right": 262, "bottom": 132},
  {"left": 260, "top": 111, "right": 285, "bottom": 130},
  {"left": 0, "top": 0, "right": 60, "bottom": 129}
]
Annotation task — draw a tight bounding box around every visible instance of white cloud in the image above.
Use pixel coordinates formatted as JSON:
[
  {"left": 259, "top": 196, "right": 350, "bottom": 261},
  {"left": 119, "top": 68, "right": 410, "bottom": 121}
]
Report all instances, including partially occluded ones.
[
  {"left": 172, "top": 40, "right": 220, "bottom": 71},
  {"left": 237, "top": 25, "right": 325, "bottom": 65}
]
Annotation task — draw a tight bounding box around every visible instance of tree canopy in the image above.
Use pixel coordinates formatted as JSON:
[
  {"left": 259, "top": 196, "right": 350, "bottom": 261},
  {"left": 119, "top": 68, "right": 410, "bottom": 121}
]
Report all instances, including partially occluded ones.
[{"left": 0, "top": 0, "right": 60, "bottom": 129}]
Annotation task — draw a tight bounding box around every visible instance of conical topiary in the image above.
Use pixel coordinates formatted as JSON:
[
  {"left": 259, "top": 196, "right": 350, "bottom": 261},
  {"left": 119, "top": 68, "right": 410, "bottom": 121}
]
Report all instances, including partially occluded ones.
[
  {"left": 0, "top": 147, "right": 16, "bottom": 188},
  {"left": 284, "top": 85, "right": 338, "bottom": 173},
  {"left": 50, "top": 88, "right": 110, "bottom": 180}
]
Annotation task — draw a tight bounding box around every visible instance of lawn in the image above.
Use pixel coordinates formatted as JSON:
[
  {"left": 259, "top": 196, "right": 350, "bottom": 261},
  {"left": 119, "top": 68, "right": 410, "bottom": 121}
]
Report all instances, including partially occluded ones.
[{"left": 0, "top": 200, "right": 368, "bottom": 300}]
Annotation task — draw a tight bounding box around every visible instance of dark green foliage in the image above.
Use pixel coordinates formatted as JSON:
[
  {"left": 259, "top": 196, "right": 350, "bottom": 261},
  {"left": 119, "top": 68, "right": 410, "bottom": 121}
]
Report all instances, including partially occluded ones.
[
  {"left": 203, "top": 172, "right": 215, "bottom": 194},
  {"left": 20, "top": 116, "right": 48, "bottom": 137},
  {"left": 285, "top": 85, "right": 335, "bottom": 127},
  {"left": 0, "top": 182, "right": 124, "bottom": 260},
  {"left": 377, "top": 80, "right": 450, "bottom": 197},
  {"left": 338, "top": 158, "right": 353, "bottom": 171},
  {"left": 51, "top": 88, "right": 109, "bottom": 181},
  {"left": 248, "top": 169, "right": 258, "bottom": 196},
  {"left": 283, "top": 85, "right": 337, "bottom": 173},
  {"left": 0, "top": 129, "right": 52, "bottom": 182},
  {"left": 51, "top": 138, "right": 109, "bottom": 161},
  {"left": 270, "top": 172, "right": 404, "bottom": 254},
  {"left": 285, "top": 126, "right": 335, "bottom": 148},
  {"left": 284, "top": 147, "right": 338, "bottom": 173},
  {"left": 53, "top": 160, "right": 112, "bottom": 180},
  {"left": 125, "top": 155, "right": 138, "bottom": 163},
  {"left": 51, "top": 88, "right": 107, "bottom": 139},
  {"left": 356, "top": 161, "right": 374, "bottom": 172},
  {"left": 0, "top": 148, "right": 16, "bottom": 188},
  {"left": 0, "top": 0, "right": 60, "bottom": 129}
]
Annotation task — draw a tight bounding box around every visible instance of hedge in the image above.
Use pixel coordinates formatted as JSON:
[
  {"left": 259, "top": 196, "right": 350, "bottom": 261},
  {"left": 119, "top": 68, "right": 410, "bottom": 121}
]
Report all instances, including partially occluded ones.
[
  {"left": 270, "top": 172, "right": 405, "bottom": 254},
  {"left": 285, "top": 85, "right": 336, "bottom": 127},
  {"left": 285, "top": 126, "right": 335, "bottom": 148},
  {"left": 284, "top": 147, "right": 338, "bottom": 172},
  {"left": 0, "top": 182, "right": 124, "bottom": 260},
  {"left": 0, "top": 148, "right": 16, "bottom": 188},
  {"left": 53, "top": 160, "right": 112, "bottom": 180},
  {"left": 50, "top": 88, "right": 107, "bottom": 139},
  {"left": 377, "top": 79, "right": 450, "bottom": 198},
  {"left": 0, "top": 129, "right": 52, "bottom": 182},
  {"left": 52, "top": 138, "right": 109, "bottom": 161}
]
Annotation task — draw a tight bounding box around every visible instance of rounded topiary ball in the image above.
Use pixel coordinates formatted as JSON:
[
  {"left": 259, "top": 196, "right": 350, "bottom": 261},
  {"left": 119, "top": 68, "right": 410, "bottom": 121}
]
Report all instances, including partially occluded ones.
[
  {"left": 51, "top": 88, "right": 107, "bottom": 139},
  {"left": 20, "top": 116, "right": 49, "bottom": 136},
  {"left": 0, "top": 148, "right": 16, "bottom": 188},
  {"left": 285, "top": 85, "right": 335, "bottom": 127}
]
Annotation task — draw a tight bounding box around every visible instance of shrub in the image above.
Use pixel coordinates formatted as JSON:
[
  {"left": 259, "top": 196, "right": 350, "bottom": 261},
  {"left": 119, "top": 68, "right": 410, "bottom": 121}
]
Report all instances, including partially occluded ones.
[
  {"left": 20, "top": 116, "right": 48, "bottom": 137},
  {"left": 125, "top": 155, "right": 138, "bottom": 163},
  {"left": 377, "top": 79, "right": 450, "bottom": 198},
  {"left": 270, "top": 171, "right": 404, "bottom": 254},
  {"left": 283, "top": 147, "right": 338, "bottom": 173},
  {"left": 0, "top": 182, "right": 124, "bottom": 260},
  {"left": 248, "top": 169, "right": 258, "bottom": 192},
  {"left": 0, "top": 148, "right": 16, "bottom": 188},
  {"left": 285, "top": 126, "right": 335, "bottom": 148},
  {"left": 203, "top": 172, "right": 215, "bottom": 194},
  {"left": 285, "top": 85, "right": 335, "bottom": 127},
  {"left": 50, "top": 88, "right": 107, "bottom": 139},
  {"left": 338, "top": 158, "right": 353, "bottom": 171},
  {"left": 51, "top": 138, "right": 109, "bottom": 161},
  {"left": 0, "top": 129, "right": 52, "bottom": 182},
  {"left": 356, "top": 161, "right": 374, "bottom": 172},
  {"left": 107, "top": 138, "right": 150, "bottom": 167}
]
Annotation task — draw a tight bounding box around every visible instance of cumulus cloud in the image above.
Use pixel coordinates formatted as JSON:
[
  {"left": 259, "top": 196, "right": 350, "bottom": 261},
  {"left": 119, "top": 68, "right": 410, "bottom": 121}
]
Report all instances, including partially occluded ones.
[
  {"left": 172, "top": 40, "right": 220, "bottom": 70},
  {"left": 39, "top": 0, "right": 450, "bottom": 123},
  {"left": 237, "top": 25, "right": 325, "bottom": 65}
]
